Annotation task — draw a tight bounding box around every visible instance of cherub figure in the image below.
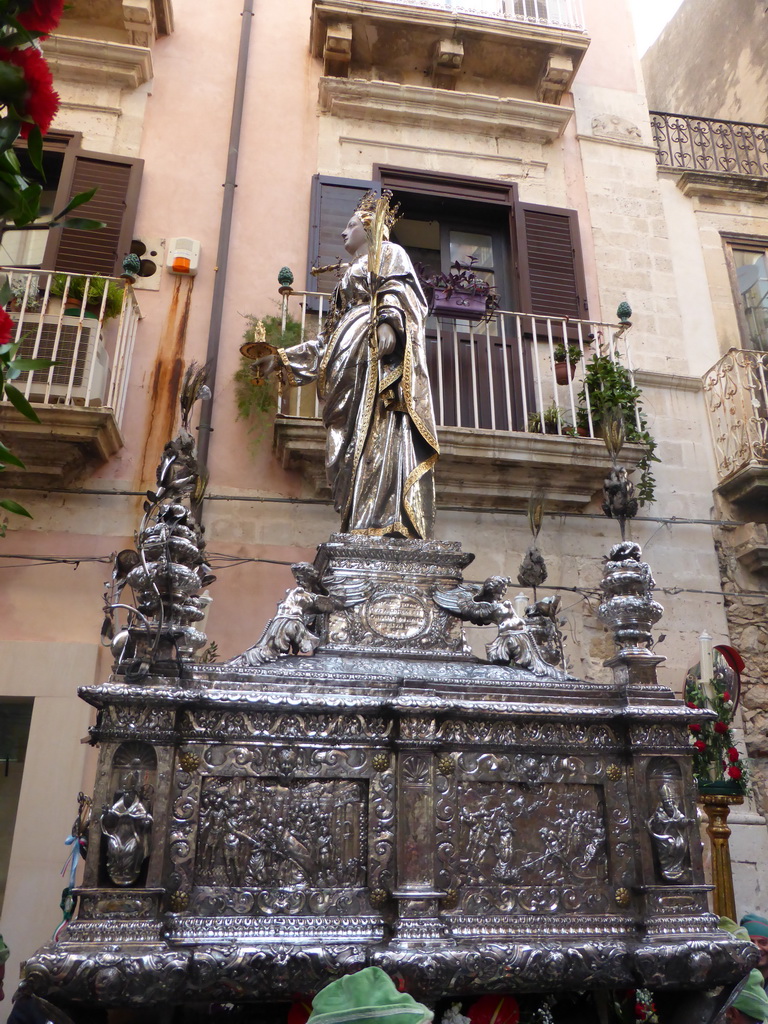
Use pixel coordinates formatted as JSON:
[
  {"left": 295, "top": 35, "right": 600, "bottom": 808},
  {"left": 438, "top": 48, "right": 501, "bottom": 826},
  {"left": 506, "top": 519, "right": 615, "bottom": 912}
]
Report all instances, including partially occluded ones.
[
  {"left": 234, "top": 563, "right": 338, "bottom": 665},
  {"left": 433, "top": 576, "right": 563, "bottom": 679}
]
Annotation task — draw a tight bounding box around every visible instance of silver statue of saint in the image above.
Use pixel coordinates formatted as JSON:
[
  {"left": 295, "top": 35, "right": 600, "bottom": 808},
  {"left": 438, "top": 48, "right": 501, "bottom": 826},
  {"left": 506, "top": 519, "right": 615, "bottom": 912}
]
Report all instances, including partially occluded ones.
[
  {"left": 647, "top": 783, "right": 689, "bottom": 882},
  {"left": 262, "top": 192, "right": 439, "bottom": 538},
  {"left": 100, "top": 771, "right": 153, "bottom": 887}
]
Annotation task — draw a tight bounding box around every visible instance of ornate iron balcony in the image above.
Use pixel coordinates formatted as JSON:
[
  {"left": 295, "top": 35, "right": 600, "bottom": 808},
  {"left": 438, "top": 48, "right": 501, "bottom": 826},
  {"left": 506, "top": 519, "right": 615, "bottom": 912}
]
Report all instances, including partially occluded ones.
[
  {"left": 704, "top": 347, "right": 768, "bottom": 502},
  {"left": 650, "top": 111, "right": 768, "bottom": 178},
  {"left": 381, "top": 0, "right": 585, "bottom": 30}
]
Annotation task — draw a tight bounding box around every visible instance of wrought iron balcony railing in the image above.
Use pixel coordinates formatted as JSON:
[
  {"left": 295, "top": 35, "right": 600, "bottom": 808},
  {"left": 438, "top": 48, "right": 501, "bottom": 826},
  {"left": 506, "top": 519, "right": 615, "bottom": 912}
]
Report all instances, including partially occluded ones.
[
  {"left": 650, "top": 111, "right": 768, "bottom": 178},
  {"left": 2, "top": 268, "right": 141, "bottom": 430},
  {"left": 703, "top": 348, "right": 768, "bottom": 495},
  {"left": 274, "top": 290, "right": 636, "bottom": 440},
  {"left": 381, "top": 0, "right": 585, "bottom": 29}
]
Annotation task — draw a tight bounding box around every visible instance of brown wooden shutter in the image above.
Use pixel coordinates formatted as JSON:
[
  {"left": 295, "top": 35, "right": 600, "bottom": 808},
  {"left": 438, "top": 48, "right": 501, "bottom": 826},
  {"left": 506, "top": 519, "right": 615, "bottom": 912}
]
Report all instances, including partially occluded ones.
[
  {"left": 44, "top": 149, "right": 143, "bottom": 275},
  {"left": 308, "top": 175, "right": 375, "bottom": 295},
  {"left": 516, "top": 202, "right": 588, "bottom": 319}
]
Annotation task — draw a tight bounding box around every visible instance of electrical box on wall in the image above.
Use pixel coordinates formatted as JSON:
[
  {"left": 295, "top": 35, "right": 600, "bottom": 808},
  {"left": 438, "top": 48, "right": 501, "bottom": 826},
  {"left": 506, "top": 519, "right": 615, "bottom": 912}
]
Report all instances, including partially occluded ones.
[{"left": 167, "top": 238, "right": 201, "bottom": 276}]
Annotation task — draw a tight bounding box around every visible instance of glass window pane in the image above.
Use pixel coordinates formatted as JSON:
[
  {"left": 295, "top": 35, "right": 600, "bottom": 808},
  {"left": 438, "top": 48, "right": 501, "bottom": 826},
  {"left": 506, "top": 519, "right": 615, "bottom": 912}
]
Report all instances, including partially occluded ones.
[
  {"left": 734, "top": 249, "right": 768, "bottom": 351},
  {"left": 450, "top": 231, "right": 494, "bottom": 269}
]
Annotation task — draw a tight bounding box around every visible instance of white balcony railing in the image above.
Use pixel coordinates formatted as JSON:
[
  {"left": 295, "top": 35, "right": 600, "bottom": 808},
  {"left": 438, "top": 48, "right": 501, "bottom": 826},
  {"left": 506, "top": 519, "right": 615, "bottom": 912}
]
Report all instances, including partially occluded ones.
[
  {"left": 1, "top": 268, "right": 141, "bottom": 430},
  {"left": 703, "top": 348, "right": 768, "bottom": 485},
  {"left": 383, "top": 0, "right": 586, "bottom": 31},
  {"left": 275, "top": 290, "right": 635, "bottom": 440}
]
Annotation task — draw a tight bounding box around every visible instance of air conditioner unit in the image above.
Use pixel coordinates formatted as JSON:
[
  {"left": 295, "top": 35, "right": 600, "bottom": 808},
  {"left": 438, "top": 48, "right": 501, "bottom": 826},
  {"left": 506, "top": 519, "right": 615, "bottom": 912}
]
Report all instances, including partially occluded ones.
[{"left": 11, "top": 313, "right": 110, "bottom": 406}]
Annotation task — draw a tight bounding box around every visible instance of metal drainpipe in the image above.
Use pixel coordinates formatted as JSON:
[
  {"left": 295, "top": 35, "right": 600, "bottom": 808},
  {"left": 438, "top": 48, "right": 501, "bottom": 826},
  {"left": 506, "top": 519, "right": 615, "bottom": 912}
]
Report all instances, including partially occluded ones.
[{"left": 195, "top": 0, "right": 255, "bottom": 520}]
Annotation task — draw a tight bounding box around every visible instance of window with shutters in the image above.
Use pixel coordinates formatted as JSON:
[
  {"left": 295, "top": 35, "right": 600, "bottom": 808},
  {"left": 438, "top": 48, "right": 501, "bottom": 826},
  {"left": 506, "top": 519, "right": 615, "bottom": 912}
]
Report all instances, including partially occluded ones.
[
  {"left": 307, "top": 169, "right": 588, "bottom": 428},
  {"left": 1, "top": 132, "right": 143, "bottom": 277}
]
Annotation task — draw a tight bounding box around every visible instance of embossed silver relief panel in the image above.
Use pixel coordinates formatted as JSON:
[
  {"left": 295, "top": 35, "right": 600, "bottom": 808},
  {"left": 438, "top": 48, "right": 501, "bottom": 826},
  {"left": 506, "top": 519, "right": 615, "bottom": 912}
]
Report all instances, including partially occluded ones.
[
  {"left": 94, "top": 703, "right": 176, "bottom": 742},
  {"left": 447, "top": 751, "right": 636, "bottom": 912},
  {"left": 195, "top": 777, "right": 366, "bottom": 891},
  {"left": 181, "top": 709, "right": 391, "bottom": 743},
  {"left": 169, "top": 743, "right": 395, "bottom": 918},
  {"left": 438, "top": 719, "right": 620, "bottom": 750},
  {"left": 458, "top": 782, "right": 607, "bottom": 886}
]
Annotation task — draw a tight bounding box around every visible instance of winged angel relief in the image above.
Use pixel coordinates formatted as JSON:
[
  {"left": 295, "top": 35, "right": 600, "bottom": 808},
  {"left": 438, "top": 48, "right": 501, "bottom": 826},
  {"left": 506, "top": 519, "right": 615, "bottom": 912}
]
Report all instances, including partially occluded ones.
[
  {"left": 232, "top": 562, "right": 370, "bottom": 667},
  {"left": 432, "top": 575, "right": 562, "bottom": 678}
]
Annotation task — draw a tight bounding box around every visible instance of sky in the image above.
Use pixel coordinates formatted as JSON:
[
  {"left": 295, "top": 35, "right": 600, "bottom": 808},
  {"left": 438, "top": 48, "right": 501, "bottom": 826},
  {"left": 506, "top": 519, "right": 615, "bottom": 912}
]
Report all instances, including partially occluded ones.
[{"left": 628, "top": 0, "right": 685, "bottom": 56}]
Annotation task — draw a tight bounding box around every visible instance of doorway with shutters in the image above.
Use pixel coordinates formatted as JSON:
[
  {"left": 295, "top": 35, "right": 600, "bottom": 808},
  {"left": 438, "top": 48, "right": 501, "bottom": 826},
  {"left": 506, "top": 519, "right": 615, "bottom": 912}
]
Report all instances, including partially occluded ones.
[{"left": 307, "top": 169, "right": 588, "bottom": 431}]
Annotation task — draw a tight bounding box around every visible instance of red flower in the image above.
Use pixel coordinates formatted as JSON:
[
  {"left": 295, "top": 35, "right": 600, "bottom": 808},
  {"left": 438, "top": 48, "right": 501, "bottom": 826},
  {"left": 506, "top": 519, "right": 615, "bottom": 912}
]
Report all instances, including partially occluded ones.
[
  {"left": 16, "top": 0, "right": 64, "bottom": 35},
  {"left": 635, "top": 1005, "right": 646, "bottom": 1020},
  {"left": 0, "top": 46, "right": 59, "bottom": 136},
  {"left": 723, "top": 691, "right": 732, "bottom": 701},
  {"left": 728, "top": 766, "right": 743, "bottom": 781},
  {"left": 728, "top": 747, "right": 740, "bottom": 762},
  {"left": 689, "top": 723, "right": 701, "bottom": 733},
  {"left": 714, "top": 721, "right": 728, "bottom": 734},
  {"left": 687, "top": 701, "right": 699, "bottom": 709},
  {"left": 694, "top": 740, "right": 706, "bottom": 752},
  {"left": 0, "top": 306, "right": 12, "bottom": 346}
]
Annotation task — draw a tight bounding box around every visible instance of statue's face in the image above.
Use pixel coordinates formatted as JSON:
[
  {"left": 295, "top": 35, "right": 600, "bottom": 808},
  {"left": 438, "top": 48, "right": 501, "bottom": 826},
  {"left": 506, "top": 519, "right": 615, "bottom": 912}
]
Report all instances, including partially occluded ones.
[{"left": 342, "top": 214, "right": 367, "bottom": 257}]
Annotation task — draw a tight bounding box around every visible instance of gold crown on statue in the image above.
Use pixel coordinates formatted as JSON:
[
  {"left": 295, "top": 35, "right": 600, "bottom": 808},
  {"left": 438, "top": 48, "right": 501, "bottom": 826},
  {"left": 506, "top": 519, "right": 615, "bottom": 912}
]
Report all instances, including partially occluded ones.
[{"left": 355, "top": 189, "right": 401, "bottom": 230}]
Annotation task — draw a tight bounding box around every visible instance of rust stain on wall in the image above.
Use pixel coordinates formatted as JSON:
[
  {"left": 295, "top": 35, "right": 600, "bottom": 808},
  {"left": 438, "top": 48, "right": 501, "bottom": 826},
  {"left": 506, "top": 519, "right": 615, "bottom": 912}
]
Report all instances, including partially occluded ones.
[{"left": 137, "top": 276, "right": 194, "bottom": 488}]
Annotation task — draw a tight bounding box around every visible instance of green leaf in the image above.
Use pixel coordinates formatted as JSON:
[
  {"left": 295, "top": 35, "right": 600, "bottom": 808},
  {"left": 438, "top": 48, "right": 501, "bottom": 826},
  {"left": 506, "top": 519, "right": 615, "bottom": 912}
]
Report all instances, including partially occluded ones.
[
  {"left": 0, "top": 498, "right": 32, "bottom": 518},
  {"left": 26, "top": 125, "right": 44, "bottom": 177},
  {"left": 4, "top": 384, "right": 40, "bottom": 422},
  {"left": 57, "top": 216, "right": 106, "bottom": 232},
  {"left": 53, "top": 187, "right": 97, "bottom": 219},
  {"left": 0, "top": 62, "right": 26, "bottom": 103},
  {"left": 0, "top": 440, "right": 26, "bottom": 469},
  {"left": 12, "top": 181, "right": 42, "bottom": 226},
  {"left": 0, "top": 117, "right": 21, "bottom": 154},
  {"left": 0, "top": 276, "right": 12, "bottom": 307},
  {"left": 0, "top": 150, "right": 21, "bottom": 180},
  {"left": 11, "top": 357, "right": 55, "bottom": 371}
]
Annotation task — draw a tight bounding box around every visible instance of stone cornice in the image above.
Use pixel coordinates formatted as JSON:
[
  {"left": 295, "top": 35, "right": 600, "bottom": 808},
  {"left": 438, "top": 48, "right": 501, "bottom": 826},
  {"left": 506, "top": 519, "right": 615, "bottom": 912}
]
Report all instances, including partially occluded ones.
[
  {"left": 45, "top": 34, "right": 153, "bottom": 88},
  {"left": 319, "top": 77, "right": 573, "bottom": 142}
]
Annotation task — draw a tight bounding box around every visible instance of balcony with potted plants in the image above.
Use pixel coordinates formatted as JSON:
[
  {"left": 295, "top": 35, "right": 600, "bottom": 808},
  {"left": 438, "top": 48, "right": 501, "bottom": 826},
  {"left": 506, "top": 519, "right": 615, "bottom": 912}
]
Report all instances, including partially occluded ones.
[
  {"left": 261, "top": 277, "right": 651, "bottom": 512},
  {"left": 311, "top": 0, "right": 589, "bottom": 143},
  {"left": 0, "top": 268, "right": 142, "bottom": 487}
]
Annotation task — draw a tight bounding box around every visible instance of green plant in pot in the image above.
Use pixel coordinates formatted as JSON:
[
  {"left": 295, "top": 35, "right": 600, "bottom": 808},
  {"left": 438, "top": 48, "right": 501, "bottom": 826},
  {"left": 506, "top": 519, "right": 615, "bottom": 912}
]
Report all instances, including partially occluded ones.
[
  {"left": 553, "top": 340, "right": 586, "bottom": 385},
  {"left": 527, "top": 403, "right": 575, "bottom": 437},
  {"left": 577, "top": 354, "right": 659, "bottom": 506},
  {"left": 50, "top": 274, "right": 124, "bottom": 321},
  {"left": 234, "top": 313, "right": 302, "bottom": 437}
]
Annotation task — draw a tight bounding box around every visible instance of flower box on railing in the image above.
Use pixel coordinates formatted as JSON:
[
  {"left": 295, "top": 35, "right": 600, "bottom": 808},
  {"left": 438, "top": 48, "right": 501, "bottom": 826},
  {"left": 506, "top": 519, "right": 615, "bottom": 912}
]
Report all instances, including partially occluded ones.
[{"left": 431, "top": 287, "right": 489, "bottom": 320}]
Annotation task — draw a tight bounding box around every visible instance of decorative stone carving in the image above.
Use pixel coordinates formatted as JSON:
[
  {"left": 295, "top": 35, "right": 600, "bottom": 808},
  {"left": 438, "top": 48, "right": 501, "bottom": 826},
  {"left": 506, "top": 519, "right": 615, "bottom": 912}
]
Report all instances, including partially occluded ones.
[{"left": 591, "top": 113, "right": 643, "bottom": 142}]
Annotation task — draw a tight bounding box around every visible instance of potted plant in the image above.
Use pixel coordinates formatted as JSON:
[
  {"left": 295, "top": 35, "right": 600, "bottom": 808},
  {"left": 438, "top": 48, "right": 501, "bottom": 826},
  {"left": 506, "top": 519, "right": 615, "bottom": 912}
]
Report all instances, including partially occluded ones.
[
  {"left": 50, "top": 274, "right": 124, "bottom": 321},
  {"left": 418, "top": 257, "right": 500, "bottom": 321},
  {"left": 527, "top": 403, "right": 575, "bottom": 436},
  {"left": 553, "top": 340, "right": 586, "bottom": 385},
  {"left": 576, "top": 354, "right": 659, "bottom": 505}
]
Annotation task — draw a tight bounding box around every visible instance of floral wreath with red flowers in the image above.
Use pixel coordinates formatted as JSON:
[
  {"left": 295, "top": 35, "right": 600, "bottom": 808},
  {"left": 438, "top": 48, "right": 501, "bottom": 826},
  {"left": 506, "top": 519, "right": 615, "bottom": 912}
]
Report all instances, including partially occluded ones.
[
  {"left": 0, "top": 0, "right": 64, "bottom": 227},
  {"left": 684, "top": 649, "right": 750, "bottom": 795}
]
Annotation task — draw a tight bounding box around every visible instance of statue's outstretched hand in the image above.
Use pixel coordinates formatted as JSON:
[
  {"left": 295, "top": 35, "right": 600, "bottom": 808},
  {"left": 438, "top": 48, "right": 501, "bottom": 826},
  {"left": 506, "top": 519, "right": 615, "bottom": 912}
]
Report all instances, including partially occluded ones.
[
  {"left": 253, "top": 352, "right": 280, "bottom": 376},
  {"left": 377, "top": 321, "right": 397, "bottom": 357}
]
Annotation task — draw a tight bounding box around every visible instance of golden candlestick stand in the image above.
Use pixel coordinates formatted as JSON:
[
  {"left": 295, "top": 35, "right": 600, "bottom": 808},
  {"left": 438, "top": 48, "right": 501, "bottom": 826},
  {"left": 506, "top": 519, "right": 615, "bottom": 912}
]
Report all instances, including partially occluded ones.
[{"left": 700, "top": 791, "right": 744, "bottom": 921}]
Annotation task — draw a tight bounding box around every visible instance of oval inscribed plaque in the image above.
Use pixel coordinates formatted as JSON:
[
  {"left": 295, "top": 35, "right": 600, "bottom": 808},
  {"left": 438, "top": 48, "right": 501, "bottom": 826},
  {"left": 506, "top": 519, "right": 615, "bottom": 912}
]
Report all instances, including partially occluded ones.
[{"left": 367, "top": 593, "right": 428, "bottom": 640}]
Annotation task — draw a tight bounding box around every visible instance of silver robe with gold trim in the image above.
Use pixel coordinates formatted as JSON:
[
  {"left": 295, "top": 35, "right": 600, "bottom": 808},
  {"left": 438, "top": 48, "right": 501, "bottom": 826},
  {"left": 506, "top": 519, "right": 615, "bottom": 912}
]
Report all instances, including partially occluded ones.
[{"left": 279, "top": 242, "right": 439, "bottom": 538}]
